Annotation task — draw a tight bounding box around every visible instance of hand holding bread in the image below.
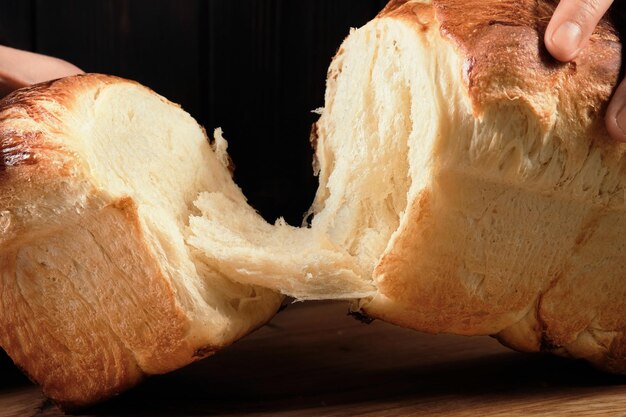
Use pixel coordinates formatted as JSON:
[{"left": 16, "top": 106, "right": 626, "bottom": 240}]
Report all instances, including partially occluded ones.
[
  {"left": 0, "top": 45, "right": 81, "bottom": 97},
  {"left": 545, "top": 0, "right": 626, "bottom": 142}
]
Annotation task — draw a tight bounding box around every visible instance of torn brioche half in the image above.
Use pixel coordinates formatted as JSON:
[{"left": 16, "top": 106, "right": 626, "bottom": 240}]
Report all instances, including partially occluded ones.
[
  {"left": 189, "top": 0, "right": 626, "bottom": 374},
  {"left": 0, "top": 74, "right": 282, "bottom": 407}
]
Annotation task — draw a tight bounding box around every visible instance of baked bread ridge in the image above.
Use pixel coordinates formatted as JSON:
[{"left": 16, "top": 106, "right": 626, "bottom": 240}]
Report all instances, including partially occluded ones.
[
  {"left": 359, "top": 0, "right": 626, "bottom": 372},
  {"left": 0, "top": 74, "right": 281, "bottom": 407}
]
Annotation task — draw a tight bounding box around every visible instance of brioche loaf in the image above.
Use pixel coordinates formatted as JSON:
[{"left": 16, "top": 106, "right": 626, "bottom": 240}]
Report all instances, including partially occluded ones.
[
  {"left": 1, "top": 0, "right": 625, "bottom": 408},
  {"left": 190, "top": 0, "right": 626, "bottom": 376},
  {"left": 0, "top": 75, "right": 281, "bottom": 407}
]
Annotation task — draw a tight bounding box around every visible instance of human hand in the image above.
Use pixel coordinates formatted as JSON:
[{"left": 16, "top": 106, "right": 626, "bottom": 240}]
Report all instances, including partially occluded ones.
[
  {"left": 545, "top": 0, "right": 626, "bottom": 142},
  {"left": 0, "top": 45, "right": 82, "bottom": 98}
]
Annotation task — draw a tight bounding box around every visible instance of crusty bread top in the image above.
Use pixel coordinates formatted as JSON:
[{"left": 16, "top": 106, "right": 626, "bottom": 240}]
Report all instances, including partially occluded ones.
[
  {"left": 381, "top": 0, "right": 621, "bottom": 128},
  {"left": 0, "top": 75, "right": 113, "bottom": 248}
]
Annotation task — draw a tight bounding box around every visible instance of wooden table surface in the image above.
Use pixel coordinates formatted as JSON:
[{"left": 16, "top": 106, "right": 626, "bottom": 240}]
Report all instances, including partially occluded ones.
[{"left": 2, "top": 301, "right": 626, "bottom": 417}]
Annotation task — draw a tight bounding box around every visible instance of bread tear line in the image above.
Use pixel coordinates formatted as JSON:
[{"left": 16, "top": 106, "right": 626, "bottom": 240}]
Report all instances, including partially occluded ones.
[
  {"left": 188, "top": 191, "right": 374, "bottom": 300},
  {"left": 187, "top": 19, "right": 439, "bottom": 302}
]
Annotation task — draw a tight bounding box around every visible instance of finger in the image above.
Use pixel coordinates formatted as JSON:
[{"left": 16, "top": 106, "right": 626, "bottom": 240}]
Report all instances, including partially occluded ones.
[
  {"left": 545, "top": 0, "right": 614, "bottom": 62},
  {"left": 605, "top": 78, "right": 626, "bottom": 142},
  {"left": 0, "top": 45, "right": 83, "bottom": 97}
]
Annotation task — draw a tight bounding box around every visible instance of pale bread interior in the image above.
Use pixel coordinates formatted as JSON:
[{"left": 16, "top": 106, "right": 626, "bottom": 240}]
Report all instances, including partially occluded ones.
[
  {"left": 188, "top": 18, "right": 461, "bottom": 300},
  {"left": 66, "top": 83, "right": 281, "bottom": 347}
]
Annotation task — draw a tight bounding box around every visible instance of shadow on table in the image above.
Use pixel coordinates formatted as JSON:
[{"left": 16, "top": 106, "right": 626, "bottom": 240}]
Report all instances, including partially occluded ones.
[
  {"left": 2, "top": 302, "right": 625, "bottom": 416},
  {"left": 83, "top": 342, "right": 625, "bottom": 416},
  {"left": 0, "top": 349, "right": 30, "bottom": 390}
]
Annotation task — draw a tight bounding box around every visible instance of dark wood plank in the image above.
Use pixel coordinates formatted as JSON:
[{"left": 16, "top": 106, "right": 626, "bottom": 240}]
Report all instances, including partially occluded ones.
[
  {"left": 1, "top": 302, "right": 626, "bottom": 416},
  {"left": 34, "top": 0, "right": 202, "bottom": 120},
  {"left": 205, "top": 1, "right": 383, "bottom": 224},
  {"left": 0, "top": 0, "right": 34, "bottom": 50}
]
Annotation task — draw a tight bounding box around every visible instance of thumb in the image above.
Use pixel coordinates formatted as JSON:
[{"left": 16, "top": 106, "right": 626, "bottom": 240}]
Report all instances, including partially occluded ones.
[
  {"left": 606, "top": 79, "right": 626, "bottom": 142},
  {"left": 545, "top": 0, "right": 614, "bottom": 62}
]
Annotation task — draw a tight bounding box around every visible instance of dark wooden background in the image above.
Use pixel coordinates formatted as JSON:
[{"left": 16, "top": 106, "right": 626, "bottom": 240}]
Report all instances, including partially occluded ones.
[{"left": 0, "top": 0, "right": 388, "bottom": 224}]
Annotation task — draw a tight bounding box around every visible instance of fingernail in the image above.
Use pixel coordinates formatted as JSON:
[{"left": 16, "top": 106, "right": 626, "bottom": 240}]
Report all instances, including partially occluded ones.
[
  {"left": 551, "top": 21, "right": 583, "bottom": 58},
  {"left": 616, "top": 107, "right": 626, "bottom": 137}
]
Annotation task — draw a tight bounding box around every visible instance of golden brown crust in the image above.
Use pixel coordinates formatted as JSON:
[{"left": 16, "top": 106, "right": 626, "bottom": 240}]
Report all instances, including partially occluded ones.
[
  {"left": 379, "top": 0, "right": 434, "bottom": 27},
  {"left": 379, "top": 0, "right": 622, "bottom": 124},
  {"left": 0, "top": 76, "right": 186, "bottom": 406},
  {"left": 0, "top": 75, "right": 134, "bottom": 251},
  {"left": 378, "top": 0, "right": 411, "bottom": 17}
]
